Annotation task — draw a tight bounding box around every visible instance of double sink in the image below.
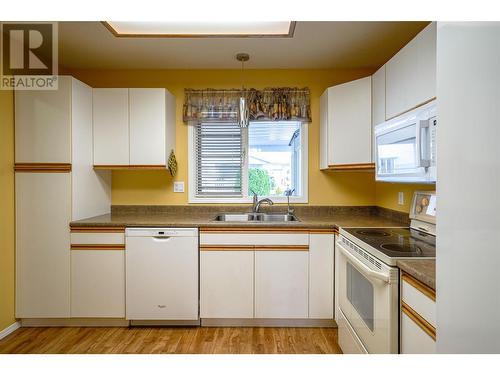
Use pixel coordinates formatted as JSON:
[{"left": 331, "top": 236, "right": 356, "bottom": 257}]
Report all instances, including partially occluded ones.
[{"left": 213, "top": 212, "right": 299, "bottom": 222}]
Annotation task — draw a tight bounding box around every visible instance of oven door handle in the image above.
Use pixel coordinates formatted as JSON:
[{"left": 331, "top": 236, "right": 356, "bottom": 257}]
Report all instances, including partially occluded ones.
[{"left": 337, "top": 243, "right": 391, "bottom": 284}]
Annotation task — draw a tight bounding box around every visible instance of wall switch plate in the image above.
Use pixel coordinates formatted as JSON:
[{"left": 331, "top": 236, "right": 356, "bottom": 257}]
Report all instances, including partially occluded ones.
[
  {"left": 173, "top": 181, "right": 185, "bottom": 193},
  {"left": 398, "top": 192, "right": 404, "bottom": 205}
]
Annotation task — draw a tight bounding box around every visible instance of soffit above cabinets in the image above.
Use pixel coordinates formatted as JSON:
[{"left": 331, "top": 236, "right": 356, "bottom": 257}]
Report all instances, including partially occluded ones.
[{"left": 58, "top": 21, "right": 429, "bottom": 70}]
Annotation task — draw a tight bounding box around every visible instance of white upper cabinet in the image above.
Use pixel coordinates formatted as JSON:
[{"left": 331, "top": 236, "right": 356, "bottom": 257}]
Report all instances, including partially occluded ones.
[
  {"left": 386, "top": 22, "right": 436, "bottom": 119},
  {"left": 15, "top": 76, "right": 72, "bottom": 163},
  {"left": 130, "top": 89, "right": 165, "bottom": 166},
  {"left": 320, "top": 76, "right": 372, "bottom": 169},
  {"left": 93, "top": 88, "right": 176, "bottom": 168},
  {"left": 372, "top": 65, "right": 386, "bottom": 127},
  {"left": 93, "top": 88, "right": 130, "bottom": 166}
]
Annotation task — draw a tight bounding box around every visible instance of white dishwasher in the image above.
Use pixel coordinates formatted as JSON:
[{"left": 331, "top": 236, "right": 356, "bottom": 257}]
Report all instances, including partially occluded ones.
[{"left": 125, "top": 228, "right": 199, "bottom": 322}]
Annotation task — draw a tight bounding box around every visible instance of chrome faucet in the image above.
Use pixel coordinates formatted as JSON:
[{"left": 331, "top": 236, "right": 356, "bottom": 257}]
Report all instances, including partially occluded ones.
[
  {"left": 285, "top": 188, "right": 295, "bottom": 215},
  {"left": 251, "top": 190, "right": 274, "bottom": 213}
]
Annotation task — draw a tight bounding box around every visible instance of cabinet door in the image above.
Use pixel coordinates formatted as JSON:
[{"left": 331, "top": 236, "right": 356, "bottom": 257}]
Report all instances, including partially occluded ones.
[
  {"left": 71, "top": 250, "right": 125, "bottom": 318},
  {"left": 15, "top": 76, "right": 71, "bottom": 163},
  {"left": 319, "top": 90, "right": 331, "bottom": 169},
  {"left": 129, "top": 88, "right": 166, "bottom": 166},
  {"left": 386, "top": 22, "right": 436, "bottom": 119},
  {"left": 372, "top": 65, "right": 386, "bottom": 127},
  {"left": 15, "top": 173, "right": 71, "bottom": 318},
  {"left": 309, "top": 234, "right": 334, "bottom": 319},
  {"left": 329, "top": 77, "right": 372, "bottom": 165},
  {"left": 93, "top": 88, "right": 129, "bottom": 165},
  {"left": 255, "top": 251, "right": 308, "bottom": 319},
  {"left": 200, "top": 251, "right": 254, "bottom": 319},
  {"left": 401, "top": 312, "right": 436, "bottom": 353}
]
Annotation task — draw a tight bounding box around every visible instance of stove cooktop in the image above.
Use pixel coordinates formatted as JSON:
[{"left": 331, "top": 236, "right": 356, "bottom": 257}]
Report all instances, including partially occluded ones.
[{"left": 341, "top": 227, "right": 436, "bottom": 265}]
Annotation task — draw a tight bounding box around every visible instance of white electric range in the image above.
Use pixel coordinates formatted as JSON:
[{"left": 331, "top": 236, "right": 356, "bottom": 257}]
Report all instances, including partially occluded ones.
[{"left": 336, "top": 191, "right": 436, "bottom": 354}]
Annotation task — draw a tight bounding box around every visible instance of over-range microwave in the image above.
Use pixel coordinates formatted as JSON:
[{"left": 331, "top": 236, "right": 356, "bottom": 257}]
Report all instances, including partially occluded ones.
[{"left": 374, "top": 100, "right": 437, "bottom": 183}]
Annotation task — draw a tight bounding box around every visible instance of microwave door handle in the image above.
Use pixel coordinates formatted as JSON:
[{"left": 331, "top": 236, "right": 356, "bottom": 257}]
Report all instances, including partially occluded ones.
[
  {"left": 416, "top": 119, "right": 431, "bottom": 168},
  {"left": 337, "top": 243, "right": 390, "bottom": 284}
]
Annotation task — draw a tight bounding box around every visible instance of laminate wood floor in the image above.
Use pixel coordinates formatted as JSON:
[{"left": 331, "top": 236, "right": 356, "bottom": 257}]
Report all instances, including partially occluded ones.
[{"left": 0, "top": 326, "right": 342, "bottom": 354}]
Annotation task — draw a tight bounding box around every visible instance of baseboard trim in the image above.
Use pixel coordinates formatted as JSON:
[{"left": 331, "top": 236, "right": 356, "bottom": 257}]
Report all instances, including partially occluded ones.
[
  {"left": 21, "top": 318, "right": 129, "bottom": 327},
  {"left": 130, "top": 319, "right": 200, "bottom": 326},
  {"left": 201, "top": 318, "right": 337, "bottom": 328},
  {"left": 0, "top": 321, "right": 21, "bottom": 340}
]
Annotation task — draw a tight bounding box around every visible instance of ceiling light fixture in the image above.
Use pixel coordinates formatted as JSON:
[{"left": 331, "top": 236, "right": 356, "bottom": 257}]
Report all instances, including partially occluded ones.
[
  {"left": 103, "top": 21, "right": 295, "bottom": 38},
  {"left": 237, "top": 53, "right": 250, "bottom": 128}
]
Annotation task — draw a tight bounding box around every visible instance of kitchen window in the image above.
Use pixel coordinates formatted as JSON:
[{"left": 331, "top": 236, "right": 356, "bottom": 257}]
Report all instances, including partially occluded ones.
[{"left": 188, "top": 121, "right": 308, "bottom": 203}]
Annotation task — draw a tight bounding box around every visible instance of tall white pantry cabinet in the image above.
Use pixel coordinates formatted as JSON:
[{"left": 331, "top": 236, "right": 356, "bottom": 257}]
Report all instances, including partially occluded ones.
[{"left": 15, "top": 76, "right": 111, "bottom": 318}]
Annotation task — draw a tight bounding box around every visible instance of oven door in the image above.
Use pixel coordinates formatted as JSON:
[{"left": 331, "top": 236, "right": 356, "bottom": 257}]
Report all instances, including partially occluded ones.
[{"left": 337, "top": 239, "right": 398, "bottom": 353}]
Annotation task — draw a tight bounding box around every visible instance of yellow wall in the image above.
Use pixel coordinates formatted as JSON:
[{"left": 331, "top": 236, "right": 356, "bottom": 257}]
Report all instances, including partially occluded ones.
[
  {"left": 0, "top": 89, "right": 16, "bottom": 331},
  {"left": 69, "top": 68, "right": 378, "bottom": 206},
  {"left": 375, "top": 182, "right": 436, "bottom": 212}
]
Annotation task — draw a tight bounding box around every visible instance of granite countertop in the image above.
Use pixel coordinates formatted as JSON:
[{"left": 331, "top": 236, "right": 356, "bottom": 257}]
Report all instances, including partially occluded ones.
[
  {"left": 397, "top": 259, "right": 436, "bottom": 290},
  {"left": 70, "top": 205, "right": 409, "bottom": 230}
]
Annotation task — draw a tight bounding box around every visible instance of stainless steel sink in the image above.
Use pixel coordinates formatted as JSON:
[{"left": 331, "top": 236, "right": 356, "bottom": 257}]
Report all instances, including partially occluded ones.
[{"left": 213, "top": 213, "right": 299, "bottom": 222}]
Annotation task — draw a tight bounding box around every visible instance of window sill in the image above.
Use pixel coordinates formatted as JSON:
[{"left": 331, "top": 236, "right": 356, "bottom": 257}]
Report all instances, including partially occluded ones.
[{"left": 188, "top": 196, "right": 308, "bottom": 204}]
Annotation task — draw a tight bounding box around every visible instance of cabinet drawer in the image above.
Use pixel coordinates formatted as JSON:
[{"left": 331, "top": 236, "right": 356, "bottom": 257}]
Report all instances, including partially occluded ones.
[
  {"left": 70, "top": 232, "right": 125, "bottom": 246},
  {"left": 200, "top": 232, "right": 309, "bottom": 246},
  {"left": 401, "top": 274, "right": 436, "bottom": 327},
  {"left": 401, "top": 306, "right": 436, "bottom": 353}
]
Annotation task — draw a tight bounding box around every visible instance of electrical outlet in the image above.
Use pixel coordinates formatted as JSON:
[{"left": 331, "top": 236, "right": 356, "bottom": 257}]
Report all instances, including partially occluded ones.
[
  {"left": 398, "top": 192, "right": 404, "bottom": 205},
  {"left": 173, "top": 181, "right": 185, "bottom": 193}
]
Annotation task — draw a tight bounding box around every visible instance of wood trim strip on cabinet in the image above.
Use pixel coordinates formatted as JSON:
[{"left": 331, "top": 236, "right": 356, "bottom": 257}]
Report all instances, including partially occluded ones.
[
  {"left": 254, "top": 245, "right": 309, "bottom": 251},
  {"left": 327, "top": 163, "right": 375, "bottom": 171},
  {"left": 102, "top": 21, "right": 296, "bottom": 39},
  {"left": 70, "top": 244, "right": 125, "bottom": 250},
  {"left": 14, "top": 163, "right": 72, "bottom": 173},
  {"left": 385, "top": 97, "right": 437, "bottom": 121},
  {"left": 401, "top": 301, "right": 436, "bottom": 341},
  {"left": 200, "top": 245, "right": 309, "bottom": 251},
  {"left": 93, "top": 165, "right": 167, "bottom": 170},
  {"left": 309, "top": 228, "right": 337, "bottom": 234},
  {"left": 200, "top": 227, "right": 311, "bottom": 234},
  {"left": 200, "top": 245, "right": 254, "bottom": 251},
  {"left": 70, "top": 226, "right": 125, "bottom": 233},
  {"left": 402, "top": 273, "right": 436, "bottom": 301}
]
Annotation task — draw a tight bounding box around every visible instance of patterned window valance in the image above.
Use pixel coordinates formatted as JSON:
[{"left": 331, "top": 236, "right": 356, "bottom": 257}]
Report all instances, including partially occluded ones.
[{"left": 183, "top": 88, "right": 311, "bottom": 123}]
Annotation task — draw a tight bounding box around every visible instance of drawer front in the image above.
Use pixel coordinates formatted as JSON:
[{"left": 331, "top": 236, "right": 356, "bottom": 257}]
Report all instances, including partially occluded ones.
[
  {"left": 401, "top": 309, "right": 436, "bottom": 353},
  {"left": 200, "top": 232, "right": 309, "bottom": 246},
  {"left": 71, "top": 232, "right": 125, "bottom": 245},
  {"left": 401, "top": 274, "right": 436, "bottom": 327}
]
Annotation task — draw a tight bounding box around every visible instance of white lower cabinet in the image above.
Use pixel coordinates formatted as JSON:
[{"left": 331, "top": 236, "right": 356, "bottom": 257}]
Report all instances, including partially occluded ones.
[
  {"left": 15, "top": 173, "right": 71, "bottom": 318},
  {"left": 200, "top": 231, "right": 335, "bottom": 322},
  {"left": 71, "top": 250, "right": 125, "bottom": 318},
  {"left": 255, "top": 251, "right": 309, "bottom": 319},
  {"left": 200, "top": 251, "right": 254, "bottom": 319},
  {"left": 309, "top": 233, "right": 335, "bottom": 319},
  {"left": 401, "top": 311, "right": 436, "bottom": 354},
  {"left": 400, "top": 273, "right": 436, "bottom": 353}
]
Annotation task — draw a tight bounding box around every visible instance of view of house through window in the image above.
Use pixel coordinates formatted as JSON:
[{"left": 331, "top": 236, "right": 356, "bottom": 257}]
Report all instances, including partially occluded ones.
[{"left": 248, "top": 121, "right": 302, "bottom": 197}]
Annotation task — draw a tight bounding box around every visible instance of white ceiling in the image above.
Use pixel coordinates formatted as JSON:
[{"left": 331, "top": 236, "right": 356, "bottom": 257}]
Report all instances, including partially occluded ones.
[{"left": 58, "top": 21, "right": 429, "bottom": 70}]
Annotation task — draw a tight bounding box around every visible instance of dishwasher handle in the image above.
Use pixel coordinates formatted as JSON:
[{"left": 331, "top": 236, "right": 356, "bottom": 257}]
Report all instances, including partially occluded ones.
[{"left": 153, "top": 236, "right": 172, "bottom": 241}]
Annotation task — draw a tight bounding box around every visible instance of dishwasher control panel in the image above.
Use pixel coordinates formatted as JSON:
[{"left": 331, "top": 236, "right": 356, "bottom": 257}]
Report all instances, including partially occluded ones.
[{"left": 125, "top": 228, "right": 198, "bottom": 237}]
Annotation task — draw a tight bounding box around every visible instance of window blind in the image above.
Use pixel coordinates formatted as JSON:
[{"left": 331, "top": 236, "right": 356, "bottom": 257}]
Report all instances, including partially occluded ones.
[{"left": 195, "top": 122, "right": 243, "bottom": 197}]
